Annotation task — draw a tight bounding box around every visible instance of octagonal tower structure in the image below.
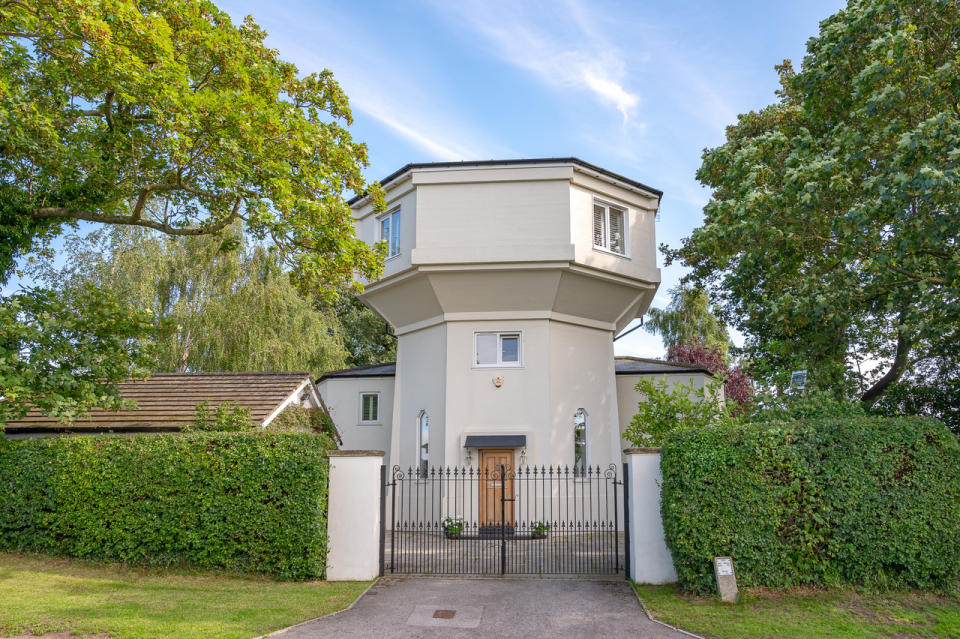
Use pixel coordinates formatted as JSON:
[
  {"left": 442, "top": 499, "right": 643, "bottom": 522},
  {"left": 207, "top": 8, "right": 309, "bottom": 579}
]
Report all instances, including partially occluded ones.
[{"left": 350, "top": 159, "right": 662, "bottom": 472}]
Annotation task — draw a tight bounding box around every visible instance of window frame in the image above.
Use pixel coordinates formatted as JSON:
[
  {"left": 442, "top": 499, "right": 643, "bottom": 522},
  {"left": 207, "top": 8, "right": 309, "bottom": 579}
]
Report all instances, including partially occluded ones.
[
  {"left": 473, "top": 330, "right": 524, "bottom": 368},
  {"left": 416, "top": 410, "right": 429, "bottom": 478},
  {"left": 592, "top": 199, "right": 629, "bottom": 257},
  {"left": 378, "top": 208, "right": 402, "bottom": 259},
  {"left": 358, "top": 391, "right": 381, "bottom": 425},
  {"left": 573, "top": 407, "right": 589, "bottom": 475}
]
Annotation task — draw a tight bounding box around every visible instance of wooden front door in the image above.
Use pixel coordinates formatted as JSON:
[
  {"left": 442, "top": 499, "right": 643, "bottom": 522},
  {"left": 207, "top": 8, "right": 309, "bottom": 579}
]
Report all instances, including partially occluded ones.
[{"left": 478, "top": 449, "right": 515, "bottom": 526}]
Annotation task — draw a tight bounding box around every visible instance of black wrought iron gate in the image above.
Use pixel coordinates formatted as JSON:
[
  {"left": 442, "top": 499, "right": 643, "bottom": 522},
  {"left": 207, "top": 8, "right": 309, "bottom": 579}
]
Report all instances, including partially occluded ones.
[{"left": 380, "top": 463, "right": 625, "bottom": 577}]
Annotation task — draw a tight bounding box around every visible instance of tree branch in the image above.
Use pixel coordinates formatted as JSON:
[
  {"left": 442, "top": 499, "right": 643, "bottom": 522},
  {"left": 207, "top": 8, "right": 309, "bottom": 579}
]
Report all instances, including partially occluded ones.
[
  {"left": 27, "top": 201, "right": 242, "bottom": 237},
  {"left": 860, "top": 328, "right": 912, "bottom": 405}
]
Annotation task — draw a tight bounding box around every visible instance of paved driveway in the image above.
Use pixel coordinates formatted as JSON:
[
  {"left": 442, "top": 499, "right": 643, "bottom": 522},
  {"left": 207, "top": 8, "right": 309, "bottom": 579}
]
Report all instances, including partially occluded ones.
[{"left": 273, "top": 577, "right": 695, "bottom": 639}]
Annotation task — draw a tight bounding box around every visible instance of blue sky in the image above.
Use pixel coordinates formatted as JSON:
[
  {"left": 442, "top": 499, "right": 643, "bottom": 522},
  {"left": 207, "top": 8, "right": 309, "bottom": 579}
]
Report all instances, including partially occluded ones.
[
  {"left": 212, "top": 0, "right": 846, "bottom": 358},
  {"left": 11, "top": 0, "right": 847, "bottom": 359}
]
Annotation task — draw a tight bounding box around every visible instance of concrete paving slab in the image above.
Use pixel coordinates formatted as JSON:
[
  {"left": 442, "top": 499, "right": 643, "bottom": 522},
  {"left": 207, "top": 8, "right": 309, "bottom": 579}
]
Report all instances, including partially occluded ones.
[{"left": 274, "top": 577, "right": 695, "bottom": 638}]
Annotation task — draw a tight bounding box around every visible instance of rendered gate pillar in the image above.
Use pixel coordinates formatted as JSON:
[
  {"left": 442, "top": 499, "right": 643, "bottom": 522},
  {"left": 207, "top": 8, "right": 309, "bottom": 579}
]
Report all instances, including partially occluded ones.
[
  {"left": 326, "top": 450, "right": 385, "bottom": 581},
  {"left": 625, "top": 447, "right": 678, "bottom": 584}
]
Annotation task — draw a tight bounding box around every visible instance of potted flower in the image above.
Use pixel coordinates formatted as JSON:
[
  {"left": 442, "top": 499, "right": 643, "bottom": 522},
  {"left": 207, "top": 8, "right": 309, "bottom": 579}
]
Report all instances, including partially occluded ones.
[
  {"left": 531, "top": 521, "right": 550, "bottom": 540},
  {"left": 442, "top": 516, "right": 464, "bottom": 539}
]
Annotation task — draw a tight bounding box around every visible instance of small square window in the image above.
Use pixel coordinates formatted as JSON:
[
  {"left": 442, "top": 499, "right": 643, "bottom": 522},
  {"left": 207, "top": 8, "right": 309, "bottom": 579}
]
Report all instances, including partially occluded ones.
[
  {"left": 360, "top": 392, "right": 380, "bottom": 423},
  {"left": 474, "top": 331, "right": 522, "bottom": 367}
]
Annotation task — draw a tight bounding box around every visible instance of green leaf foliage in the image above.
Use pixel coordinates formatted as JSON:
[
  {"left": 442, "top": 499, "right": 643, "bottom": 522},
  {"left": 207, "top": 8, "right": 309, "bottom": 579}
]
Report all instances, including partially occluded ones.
[
  {"left": 267, "top": 406, "right": 339, "bottom": 440},
  {"left": 670, "top": 0, "right": 960, "bottom": 403},
  {"left": 623, "top": 376, "right": 733, "bottom": 447},
  {"left": 190, "top": 400, "right": 253, "bottom": 432},
  {"left": 644, "top": 283, "right": 731, "bottom": 359},
  {"left": 660, "top": 417, "right": 960, "bottom": 593},
  {"left": 0, "top": 286, "right": 154, "bottom": 427},
  {"left": 0, "top": 0, "right": 385, "bottom": 295},
  {"left": 28, "top": 225, "right": 350, "bottom": 376},
  {"left": 0, "top": 431, "right": 335, "bottom": 579}
]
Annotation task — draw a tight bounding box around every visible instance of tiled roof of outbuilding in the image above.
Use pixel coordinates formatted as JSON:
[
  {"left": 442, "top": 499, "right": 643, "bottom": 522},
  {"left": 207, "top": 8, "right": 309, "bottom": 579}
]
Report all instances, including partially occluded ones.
[
  {"left": 613, "top": 356, "right": 714, "bottom": 376},
  {"left": 3, "top": 372, "right": 314, "bottom": 434}
]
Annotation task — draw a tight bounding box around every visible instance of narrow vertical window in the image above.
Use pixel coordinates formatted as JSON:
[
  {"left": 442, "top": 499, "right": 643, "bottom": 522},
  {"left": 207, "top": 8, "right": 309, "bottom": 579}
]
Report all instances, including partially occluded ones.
[
  {"left": 379, "top": 209, "right": 401, "bottom": 257},
  {"left": 573, "top": 408, "right": 587, "bottom": 474},
  {"left": 417, "top": 410, "right": 429, "bottom": 477}
]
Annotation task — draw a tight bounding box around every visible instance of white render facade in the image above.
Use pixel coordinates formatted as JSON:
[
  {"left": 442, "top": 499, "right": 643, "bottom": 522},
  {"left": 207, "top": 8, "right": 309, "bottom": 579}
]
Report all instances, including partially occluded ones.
[{"left": 317, "top": 159, "right": 713, "bottom": 472}]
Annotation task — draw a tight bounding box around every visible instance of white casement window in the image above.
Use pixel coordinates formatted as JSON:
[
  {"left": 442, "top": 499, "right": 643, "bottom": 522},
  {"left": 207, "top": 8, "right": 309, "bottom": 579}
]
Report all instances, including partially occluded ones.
[
  {"left": 379, "top": 209, "right": 401, "bottom": 258},
  {"left": 360, "top": 392, "right": 380, "bottom": 424},
  {"left": 417, "top": 410, "right": 429, "bottom": 477},
  {"left": 474, "top": 331, "right": 522, "bottom": 368},
  {"left": 593, "top": 201, "right": 627, "bottom": 255},
  {"left": 573, "top": 408, "right": 588, "bottom": 474}
]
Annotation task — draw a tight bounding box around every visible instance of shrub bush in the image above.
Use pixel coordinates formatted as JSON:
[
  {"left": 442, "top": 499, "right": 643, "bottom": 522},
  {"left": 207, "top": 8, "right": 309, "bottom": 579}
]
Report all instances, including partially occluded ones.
[
  {"left": 0, "top": 431, "right": 334, "bottom": 579},
  {"left": 660, "top": 416, "right": 960, "bottom": 593},
  {"left": 190, "top": 400, "right": 254, "bottom": 431}
]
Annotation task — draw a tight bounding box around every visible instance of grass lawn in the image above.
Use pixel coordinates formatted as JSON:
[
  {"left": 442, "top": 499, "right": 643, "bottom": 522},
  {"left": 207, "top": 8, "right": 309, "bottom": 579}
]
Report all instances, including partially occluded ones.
[
  {"left": 635, "top": 583, "right": 960, "bottom": 639},
  {"left": 0, "top": 552, "right": 371, "bottom": 639}
]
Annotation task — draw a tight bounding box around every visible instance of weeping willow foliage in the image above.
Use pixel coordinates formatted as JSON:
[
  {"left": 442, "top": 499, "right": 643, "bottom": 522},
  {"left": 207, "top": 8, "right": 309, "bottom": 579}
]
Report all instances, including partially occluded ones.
[{"left": 32, "top": 225, "right": 348, "bottom": 375}]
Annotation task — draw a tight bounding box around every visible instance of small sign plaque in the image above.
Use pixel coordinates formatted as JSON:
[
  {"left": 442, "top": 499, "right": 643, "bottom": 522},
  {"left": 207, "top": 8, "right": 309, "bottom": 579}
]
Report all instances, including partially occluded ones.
[
  {"left": 713, "top": 556, "right": 739, "bottom": 603},
  {"left": 716, "top": 557, "right": 734, "bottom": 576}
]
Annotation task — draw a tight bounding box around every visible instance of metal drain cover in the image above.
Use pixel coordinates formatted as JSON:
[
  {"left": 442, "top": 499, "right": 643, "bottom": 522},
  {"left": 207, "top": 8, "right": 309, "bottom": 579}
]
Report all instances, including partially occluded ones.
[{"left": 407, "top": 604, "right": 482, "bottom": 628}]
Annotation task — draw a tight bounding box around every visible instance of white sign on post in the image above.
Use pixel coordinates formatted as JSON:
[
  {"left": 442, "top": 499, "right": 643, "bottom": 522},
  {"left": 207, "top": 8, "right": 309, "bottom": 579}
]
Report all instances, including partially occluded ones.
[{"left": 714, "top": 556, "right": 739, "bottom": 603}]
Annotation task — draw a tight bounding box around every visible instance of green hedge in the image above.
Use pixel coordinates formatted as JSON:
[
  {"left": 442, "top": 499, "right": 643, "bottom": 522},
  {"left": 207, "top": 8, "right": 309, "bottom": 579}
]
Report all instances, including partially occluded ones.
[
  {"left": 660, "top": 417, "right": 960, "bottom": 593},
  {"left": 0, "top": 431, "right": 334, "bottom": 579}
]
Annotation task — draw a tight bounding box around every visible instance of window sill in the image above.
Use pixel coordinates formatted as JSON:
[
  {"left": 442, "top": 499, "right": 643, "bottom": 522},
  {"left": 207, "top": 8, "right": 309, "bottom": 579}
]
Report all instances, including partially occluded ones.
[
  {"left": 472, "top": 364, "right": 524, "bottom": 370},
  {"left": 358, "top": 422, "right": 383, "bottom": 426},
  {"left": 591, "top": 246, "right": 630, "bottom": 259},
  {"left": 384, "top": 252, "right": 402, "bottom": 262}
]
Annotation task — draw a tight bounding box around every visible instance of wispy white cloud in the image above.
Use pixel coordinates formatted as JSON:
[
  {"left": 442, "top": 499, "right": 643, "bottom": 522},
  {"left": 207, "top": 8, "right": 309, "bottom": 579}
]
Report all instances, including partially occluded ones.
[
  {"left": 249, "top": 5, "right": 509, "bottom": 162},
  {"left": 425, "top": 0, "right": 643, "bottom": 125}
]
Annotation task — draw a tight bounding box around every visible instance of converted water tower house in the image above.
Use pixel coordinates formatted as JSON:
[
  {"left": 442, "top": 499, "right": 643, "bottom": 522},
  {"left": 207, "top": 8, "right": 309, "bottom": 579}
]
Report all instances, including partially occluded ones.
[{"left": 317, "top": 158, "right": 713, "bottom": 473}]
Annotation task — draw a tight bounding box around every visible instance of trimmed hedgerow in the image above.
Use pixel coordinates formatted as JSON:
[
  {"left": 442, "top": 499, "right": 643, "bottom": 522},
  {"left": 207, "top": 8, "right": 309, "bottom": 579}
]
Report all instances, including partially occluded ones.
[
  {"left": 0, "top": 431, "right": 334, "bottom": 579},
  {"left": 660, "top": 417, "right": 960, "bottom": 593}
]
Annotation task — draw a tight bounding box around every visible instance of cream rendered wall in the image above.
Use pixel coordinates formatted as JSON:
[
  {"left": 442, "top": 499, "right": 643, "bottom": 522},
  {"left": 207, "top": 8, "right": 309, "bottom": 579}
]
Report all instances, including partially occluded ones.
[
  {"left": 568, "top": 182, "right": 659, "bottom": 284},
  {"left": 389, "top": 323, "right": 446, "bottom": 473},
  {"left": 442, "top": 319, "right": 551, "bottom": 468},
  {"left": 547, "top": 322, "right": 621, "bottom": 471},
  {"left": 413, "top": 178, "right": 573, "bottom": 265},
  {"left": 615, "top": 372, "right": 712, "bottom": 456},
  {"left": 316, "top": 376, "right": 394, "bottom": 455}
]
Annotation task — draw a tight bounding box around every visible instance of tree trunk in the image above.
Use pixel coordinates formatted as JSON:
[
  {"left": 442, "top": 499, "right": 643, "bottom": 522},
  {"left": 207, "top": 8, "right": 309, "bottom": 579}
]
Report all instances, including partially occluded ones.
[{"left": 860, "top": 330, "right": 912, "bottom": 406}]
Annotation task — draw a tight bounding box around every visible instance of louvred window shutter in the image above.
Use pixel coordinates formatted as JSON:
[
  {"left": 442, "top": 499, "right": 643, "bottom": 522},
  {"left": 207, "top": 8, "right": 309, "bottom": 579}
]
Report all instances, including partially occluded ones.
[
  {"left": 609, "top": 207, "right": 625, "bottom": 254},
  {"left": 593, "top": 204, "right": 606, "bottom": 247}
]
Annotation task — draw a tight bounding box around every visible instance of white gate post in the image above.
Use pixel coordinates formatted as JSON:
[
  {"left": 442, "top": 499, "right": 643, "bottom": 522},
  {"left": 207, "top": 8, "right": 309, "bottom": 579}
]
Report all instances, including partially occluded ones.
[
  {"left": 625, "top": 447, "right": 678, "bottom": 584},
  {"left": 326, "top": 450, "right": 385, "bottom": 581}
]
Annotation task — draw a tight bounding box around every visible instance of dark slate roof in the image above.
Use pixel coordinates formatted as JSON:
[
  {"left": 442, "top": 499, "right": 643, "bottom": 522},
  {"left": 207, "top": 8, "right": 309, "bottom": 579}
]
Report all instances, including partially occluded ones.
[
  {"left": 317, "top": 358, "right": 712, "bottom": 381},
  {"left": 3, "top": 372, "right": 314, "bottom": 434},
  {"left": 317, "top": 362, "right": 398, "bottom": 381},
  {"left": 348, "top": 157, "right": 663, "bottom": 205},
  {"left": 614, "top": 357, "right": 713, "bottom": 376}
]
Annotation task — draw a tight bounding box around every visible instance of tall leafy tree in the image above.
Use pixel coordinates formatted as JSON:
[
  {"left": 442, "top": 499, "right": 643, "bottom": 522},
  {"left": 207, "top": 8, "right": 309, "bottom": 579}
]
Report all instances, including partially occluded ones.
[
  {"left": 668, "top": 0, "right": 960, "bottom": 404},
  {"left": 644, "top": 283, "right": 731, "bottom": 359},
  {"left": 0, "top": 0, "right": 384, "bottom": 420},
  {"left": 1, "top": 0, "right": 385, "bottom": 292},
  {"left": 31, "top": 226, "right": 349, "bottom": 376},
  {"left": 332, "top": 292, "right": 397, "bottom": 367}
]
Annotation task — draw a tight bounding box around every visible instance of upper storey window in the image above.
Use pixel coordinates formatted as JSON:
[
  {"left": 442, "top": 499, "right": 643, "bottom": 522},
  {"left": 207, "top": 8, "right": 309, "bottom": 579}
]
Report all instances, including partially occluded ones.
[
  {"left": 379, "top": 209, "right": 401, "bottom": 258},
  {"left": 593, "top": 201, "right": 626, "bottom": 256}
]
